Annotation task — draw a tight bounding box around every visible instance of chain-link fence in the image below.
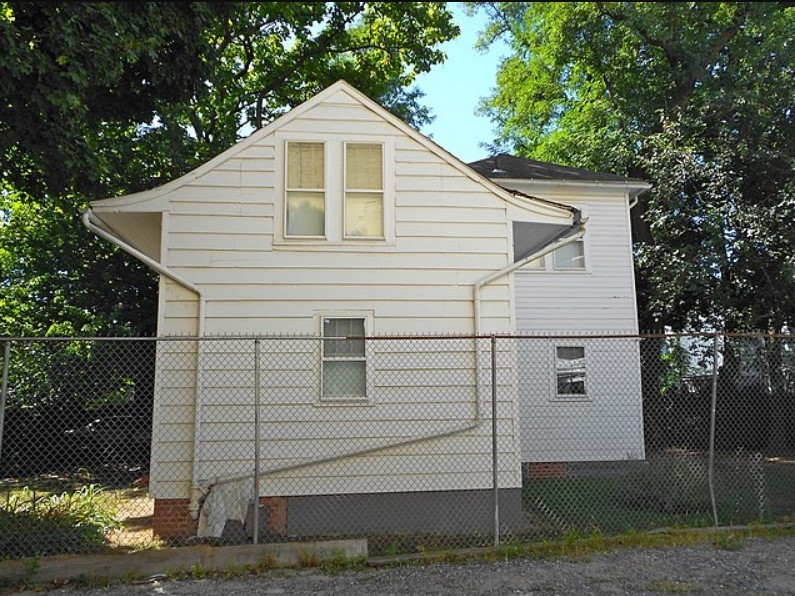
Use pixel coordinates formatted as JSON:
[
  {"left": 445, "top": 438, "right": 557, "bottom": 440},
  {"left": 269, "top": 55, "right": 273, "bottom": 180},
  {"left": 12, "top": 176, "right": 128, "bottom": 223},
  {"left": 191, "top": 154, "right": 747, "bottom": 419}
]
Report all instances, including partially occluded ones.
[{"left": 0, "top": 333, "right": 793, "bottom": 560}]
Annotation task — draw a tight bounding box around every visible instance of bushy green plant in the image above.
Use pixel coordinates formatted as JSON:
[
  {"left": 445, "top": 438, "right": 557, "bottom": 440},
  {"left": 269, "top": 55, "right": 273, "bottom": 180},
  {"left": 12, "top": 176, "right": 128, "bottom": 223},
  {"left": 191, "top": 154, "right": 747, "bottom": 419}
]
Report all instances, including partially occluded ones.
[{"left": 0, "top": 484, "right": 119, "bottom": 559}]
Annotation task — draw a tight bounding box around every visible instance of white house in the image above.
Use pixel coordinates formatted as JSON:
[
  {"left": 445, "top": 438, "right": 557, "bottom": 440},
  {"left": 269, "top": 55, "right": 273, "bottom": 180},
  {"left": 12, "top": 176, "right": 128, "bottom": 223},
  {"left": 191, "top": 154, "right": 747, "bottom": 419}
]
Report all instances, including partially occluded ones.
[
  {"left": 468, "top": 156, "right": 649, "bottom": 467},
  {"left": 84, "top": 80, "right": 649, "bottom": 540}
]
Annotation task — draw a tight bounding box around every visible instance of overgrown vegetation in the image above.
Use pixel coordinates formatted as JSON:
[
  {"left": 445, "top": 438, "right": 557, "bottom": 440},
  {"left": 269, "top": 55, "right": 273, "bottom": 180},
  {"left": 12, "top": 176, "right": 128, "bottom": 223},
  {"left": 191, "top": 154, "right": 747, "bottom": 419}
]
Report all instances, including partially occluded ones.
[
  {"left": 0, "top": 484, "right": 119, "bottom": 559},
  {"left": 476, "top": 1, "right": 795, "bottom": 332}
]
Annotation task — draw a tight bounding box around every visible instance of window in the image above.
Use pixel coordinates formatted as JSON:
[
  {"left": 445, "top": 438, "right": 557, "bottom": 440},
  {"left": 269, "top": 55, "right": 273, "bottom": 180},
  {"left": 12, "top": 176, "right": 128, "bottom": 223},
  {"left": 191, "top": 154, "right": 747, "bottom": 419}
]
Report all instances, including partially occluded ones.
[
  {"left": 555, "top": 346, "right": 586, "bottom": 397},
  {"left": 553, "top": 239, "right": 585, "bottom": 270},
  {"left": 322, "top": 318, "right": 367, "bottom": 399},
  {"left": 345, "top": 143, "right": 384, "bottom": 238},
  {"left": 286, "top": 142, "right": 325, "bottom": 237},
  {"left": 526, "top": 255, "right": 545, "bottom": 269}
]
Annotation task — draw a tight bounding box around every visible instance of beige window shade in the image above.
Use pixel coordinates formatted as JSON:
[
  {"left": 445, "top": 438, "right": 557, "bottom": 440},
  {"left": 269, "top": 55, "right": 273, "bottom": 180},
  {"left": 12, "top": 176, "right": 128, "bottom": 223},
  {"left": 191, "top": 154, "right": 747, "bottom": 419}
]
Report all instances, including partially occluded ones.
[
  {"left": 287, "top": 142, "right": 324, "bottom": 189},
  {"left": 346, "top": 144, "right": 383, "bottom": 190},
  {"left": 345, "top": 143, "right": 383, "bottom": 238}
]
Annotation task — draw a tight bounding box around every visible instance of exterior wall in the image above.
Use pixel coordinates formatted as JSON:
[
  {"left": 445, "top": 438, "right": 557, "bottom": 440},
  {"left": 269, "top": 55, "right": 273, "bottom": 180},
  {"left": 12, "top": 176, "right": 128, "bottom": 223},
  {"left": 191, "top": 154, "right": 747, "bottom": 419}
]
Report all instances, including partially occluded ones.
[
  {"left": 505, "top": 181, "right": 645, "bottom": 463},
  {"left": 508, "top": 183, "right": 639, "bottom": 334},
  {"left": 515, "top": 336, "right": 645, "bottom": 462},
  {"left": 144, "top": 89, "right": 572, "bottom": 502}
]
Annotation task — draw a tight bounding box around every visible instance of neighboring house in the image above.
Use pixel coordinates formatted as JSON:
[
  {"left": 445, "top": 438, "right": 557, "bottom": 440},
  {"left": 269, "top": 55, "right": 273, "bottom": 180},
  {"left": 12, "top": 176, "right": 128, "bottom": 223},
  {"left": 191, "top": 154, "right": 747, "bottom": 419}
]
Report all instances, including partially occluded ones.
[
  {"left": 84, "top": 80, "right": 649, "bottom": 540},
  {"left": 467, "top": 155, "right": 649, "bottom": 465}
]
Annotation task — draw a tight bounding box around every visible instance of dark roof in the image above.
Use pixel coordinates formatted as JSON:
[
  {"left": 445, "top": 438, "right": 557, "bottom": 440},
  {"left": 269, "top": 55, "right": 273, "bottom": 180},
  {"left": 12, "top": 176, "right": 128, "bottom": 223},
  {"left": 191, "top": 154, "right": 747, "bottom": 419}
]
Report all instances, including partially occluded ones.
[{"left": 467, "top": 154, "right": 646, "bottom": 184}]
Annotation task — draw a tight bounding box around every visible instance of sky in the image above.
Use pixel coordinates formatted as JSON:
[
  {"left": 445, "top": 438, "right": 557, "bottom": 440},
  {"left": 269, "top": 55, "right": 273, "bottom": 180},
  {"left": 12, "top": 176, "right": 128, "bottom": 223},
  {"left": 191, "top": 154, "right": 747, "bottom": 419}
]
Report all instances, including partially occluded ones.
[{"left": 414, "top": 4, "right": 510, "bottom": 163}]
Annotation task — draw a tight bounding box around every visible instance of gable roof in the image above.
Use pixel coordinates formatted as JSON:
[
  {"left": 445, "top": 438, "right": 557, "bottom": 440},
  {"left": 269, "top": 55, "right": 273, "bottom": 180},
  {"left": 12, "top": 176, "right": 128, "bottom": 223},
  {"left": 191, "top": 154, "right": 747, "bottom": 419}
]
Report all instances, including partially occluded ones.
[
  {"left": 468, "top": 153, "right": 646, "bottom": 185},
  {"left": 90, "top": 81, "right": 575, "bottom": 220}
]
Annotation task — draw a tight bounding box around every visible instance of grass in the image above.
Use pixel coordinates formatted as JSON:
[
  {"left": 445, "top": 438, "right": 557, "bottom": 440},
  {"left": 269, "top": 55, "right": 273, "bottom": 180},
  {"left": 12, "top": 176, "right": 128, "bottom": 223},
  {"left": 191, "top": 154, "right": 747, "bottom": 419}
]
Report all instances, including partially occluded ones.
[
  {"left": 523, "top": 476, "right": 713, "bottom": 536},
  {"left": 522, "top": 453, "right": 794, "bottom": 537}
]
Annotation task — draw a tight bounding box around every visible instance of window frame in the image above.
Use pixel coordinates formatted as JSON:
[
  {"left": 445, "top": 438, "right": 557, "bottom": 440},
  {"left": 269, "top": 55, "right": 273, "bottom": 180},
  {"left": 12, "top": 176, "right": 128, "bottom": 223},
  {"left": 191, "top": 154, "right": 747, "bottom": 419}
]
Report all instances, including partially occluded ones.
[
  {"left": 552, "top": 238, "right": 586, "bottom": 271},
  {"left": 317, "top": 311, "right": 374, "bottom": 402},
  {"left": 284, "top": 140, "right": 327, "bottom": 240},
  {"left": 553, "top": 344, "right": 588, "bottom": 400},
  {"left": 274, "top": 135, "right": 395, "bottom": 247},
  {"left": 343, "top": 141, "right": 385, "bottom": 240}
]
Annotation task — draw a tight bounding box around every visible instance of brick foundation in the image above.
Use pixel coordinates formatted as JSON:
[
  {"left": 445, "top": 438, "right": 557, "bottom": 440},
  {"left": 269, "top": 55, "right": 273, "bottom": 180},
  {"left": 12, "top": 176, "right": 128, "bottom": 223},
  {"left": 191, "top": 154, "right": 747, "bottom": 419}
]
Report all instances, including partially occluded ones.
[
  {"left": 153, "top": 496, "right": 289, "bottom": 541},
  {"left": 525, "top": 462, "right": 567, "bottom": 478},
  {"left": 152, "top": 498, "right": 197, "bottom": 540},
  {"left": 260, "top": 496, "right": 289, "bottom": 535}
]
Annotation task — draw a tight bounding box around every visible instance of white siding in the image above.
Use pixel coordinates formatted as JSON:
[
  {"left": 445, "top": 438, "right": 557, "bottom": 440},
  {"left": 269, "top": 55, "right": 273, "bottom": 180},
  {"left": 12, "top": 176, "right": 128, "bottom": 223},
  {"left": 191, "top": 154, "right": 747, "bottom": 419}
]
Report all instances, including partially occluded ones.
[
  {"left": 514, "top": 337, "right": 645, "bottom": 463},
  {"left": 506, "top": 181, "right": 644, "bottom": 463},
  {"left": 146, "top": 90, "right": 563, "bottom": 499},
  {"left": 511, "top": 186, "right": 639, "bottom": 334}
]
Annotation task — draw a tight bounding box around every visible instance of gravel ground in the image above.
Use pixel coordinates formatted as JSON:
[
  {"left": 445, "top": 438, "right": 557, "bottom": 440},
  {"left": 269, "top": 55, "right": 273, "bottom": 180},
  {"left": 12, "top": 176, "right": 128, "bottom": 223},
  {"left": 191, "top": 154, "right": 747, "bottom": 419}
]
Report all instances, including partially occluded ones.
[{"left": 52, "top": 535, "right": 795, "bottom": 595}]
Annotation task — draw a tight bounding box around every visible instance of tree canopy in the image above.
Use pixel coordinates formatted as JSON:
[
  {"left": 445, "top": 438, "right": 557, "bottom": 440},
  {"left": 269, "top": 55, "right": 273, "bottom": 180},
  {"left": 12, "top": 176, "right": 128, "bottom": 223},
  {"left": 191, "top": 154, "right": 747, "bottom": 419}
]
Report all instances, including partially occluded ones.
[
  {"left": 0, "top": 2, "right": 458, "bottom": 336},
  {"left": 476, "top": 1, "right": 795, "bottom": 331}
]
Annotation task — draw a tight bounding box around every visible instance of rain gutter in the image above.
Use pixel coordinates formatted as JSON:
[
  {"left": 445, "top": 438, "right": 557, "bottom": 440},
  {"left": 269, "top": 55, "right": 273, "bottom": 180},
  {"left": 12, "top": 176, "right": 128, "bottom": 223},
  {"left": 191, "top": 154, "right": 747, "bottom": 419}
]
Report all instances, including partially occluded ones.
[{"left": 82, "top": 209, "right": 207, "bottom": 518}]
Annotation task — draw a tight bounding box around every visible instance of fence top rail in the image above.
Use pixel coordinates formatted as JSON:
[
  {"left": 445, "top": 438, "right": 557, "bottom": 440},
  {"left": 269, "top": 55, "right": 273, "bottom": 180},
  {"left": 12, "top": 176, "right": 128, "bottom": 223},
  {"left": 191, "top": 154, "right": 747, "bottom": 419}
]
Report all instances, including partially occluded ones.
[{"left": 0, "top": 331, "right": 792, "bottom": 342}]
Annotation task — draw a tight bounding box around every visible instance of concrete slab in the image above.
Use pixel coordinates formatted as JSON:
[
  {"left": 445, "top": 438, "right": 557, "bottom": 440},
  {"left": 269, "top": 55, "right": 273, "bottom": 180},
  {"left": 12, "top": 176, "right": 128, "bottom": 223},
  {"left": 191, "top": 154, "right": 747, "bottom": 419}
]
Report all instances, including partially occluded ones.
[{"left": 0, "top": 538, "right": 368, "bottom": 585}]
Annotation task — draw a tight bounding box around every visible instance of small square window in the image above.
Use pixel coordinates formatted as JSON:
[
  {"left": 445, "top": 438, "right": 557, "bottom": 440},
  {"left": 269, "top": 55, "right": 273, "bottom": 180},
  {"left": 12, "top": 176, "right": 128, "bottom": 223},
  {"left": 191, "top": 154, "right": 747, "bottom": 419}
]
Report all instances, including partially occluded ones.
[
  {"left": 553, "top": 240, "right": 585, "bottom": 270},
  {"left": 556, "top": 346, "right": 586, "bottom": 397},
  {"left": 322, "top": 318, "right": 367, "bottom": 399}
]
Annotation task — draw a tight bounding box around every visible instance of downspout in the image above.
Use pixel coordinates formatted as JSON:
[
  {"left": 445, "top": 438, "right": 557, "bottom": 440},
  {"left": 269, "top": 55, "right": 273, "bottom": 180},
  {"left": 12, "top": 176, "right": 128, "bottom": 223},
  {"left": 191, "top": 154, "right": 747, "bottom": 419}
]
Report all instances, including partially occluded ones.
[
  {"left": 82, "top": 209, "right": 207, "bottom": 518},
  {"left": 473, "top": 217, "right": 587, "bottom": 335}
]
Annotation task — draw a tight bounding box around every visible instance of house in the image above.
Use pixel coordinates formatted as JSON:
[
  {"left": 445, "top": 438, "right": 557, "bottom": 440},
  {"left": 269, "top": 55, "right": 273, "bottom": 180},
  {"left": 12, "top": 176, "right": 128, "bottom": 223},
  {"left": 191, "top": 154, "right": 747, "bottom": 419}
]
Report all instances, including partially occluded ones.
[
  {"left": 84, "top": 80, "right": 649, "bottom": 540},
  {"left": 467, "top": 155, "right": 649, "bottom": 467}
]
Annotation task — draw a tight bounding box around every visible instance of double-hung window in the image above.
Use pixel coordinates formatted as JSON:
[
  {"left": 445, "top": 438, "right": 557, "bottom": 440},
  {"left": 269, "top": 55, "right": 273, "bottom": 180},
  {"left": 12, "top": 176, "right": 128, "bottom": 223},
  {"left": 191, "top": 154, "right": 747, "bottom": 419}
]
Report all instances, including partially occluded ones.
[
  {"left": 555, "top": 346, "right": 587, "bottom": 397},
  {"left": 322, "top": 317, "right": 367, "bottom": 399},
  {"left": 344, "top": 143, "right": 384, "bottom": 238},
  {"left": 286, "top": 142, "right": 325, "bottom": 237}
]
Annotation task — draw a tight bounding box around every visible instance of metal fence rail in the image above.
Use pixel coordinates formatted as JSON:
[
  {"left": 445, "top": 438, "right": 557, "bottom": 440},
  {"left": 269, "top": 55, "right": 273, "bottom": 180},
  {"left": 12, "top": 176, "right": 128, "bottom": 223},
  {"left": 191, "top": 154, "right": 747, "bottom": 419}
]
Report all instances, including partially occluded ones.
[{"left": 0, "top": 333, "right": 792, "bottom": 560}]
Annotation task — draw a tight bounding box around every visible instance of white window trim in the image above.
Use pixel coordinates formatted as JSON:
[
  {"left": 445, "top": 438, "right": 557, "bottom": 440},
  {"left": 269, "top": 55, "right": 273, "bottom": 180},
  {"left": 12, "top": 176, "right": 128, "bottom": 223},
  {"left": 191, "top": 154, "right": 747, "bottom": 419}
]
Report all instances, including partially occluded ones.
[
  {"left": 551, "top": 344, "right": 590, "bottom": 401},
  {"left": 274, "top": 133, "right": 395, "bottom": 247},
  {"left": 316, "top": 310, "right": 375, "bottom": 403},
  {"left": 343, "top": 141, "right": 386, "bottom": 240},
  {"left": 283, "top": 140, "right": 328, "bottom": 240},
  {"left": 551, "top": 238, "right": 587, "bottom": 271}
]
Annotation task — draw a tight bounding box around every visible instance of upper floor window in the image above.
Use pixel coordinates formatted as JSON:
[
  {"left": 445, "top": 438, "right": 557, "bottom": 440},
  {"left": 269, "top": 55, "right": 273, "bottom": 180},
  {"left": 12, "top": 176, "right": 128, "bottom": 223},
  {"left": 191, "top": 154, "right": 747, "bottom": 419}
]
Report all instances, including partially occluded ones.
[
  {"left": 345, "top": 143, "right": 384, "bottom": 238},
  {"left": 286, "top": 142, "right": 325, "bottom": 237},
  {"left": 552, "top": 239, "right": 585, "bottom": 270}
]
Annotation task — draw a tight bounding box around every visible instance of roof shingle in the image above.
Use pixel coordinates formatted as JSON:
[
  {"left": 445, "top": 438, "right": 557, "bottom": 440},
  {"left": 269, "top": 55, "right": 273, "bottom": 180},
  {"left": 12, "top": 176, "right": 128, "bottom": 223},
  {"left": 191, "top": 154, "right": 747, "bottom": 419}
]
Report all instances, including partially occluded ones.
[{"left": 467, "top": 154, "right": 645, "bottom": 184}]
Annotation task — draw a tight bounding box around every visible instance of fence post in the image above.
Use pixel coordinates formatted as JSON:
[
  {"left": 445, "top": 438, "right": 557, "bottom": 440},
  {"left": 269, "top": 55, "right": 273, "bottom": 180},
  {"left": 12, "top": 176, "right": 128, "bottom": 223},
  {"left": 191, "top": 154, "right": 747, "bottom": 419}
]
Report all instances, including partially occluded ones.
[
  {"left": 708, "top": 332, "right": 720, "bottom": 527},
  {"left": 491, "top": 334, "right": 500, "bottom": 547},
  {"left": 253, "top": 337, "right": 261, "bottom": 545},
  {"left": 0, "top": 340, "right": 9, "bottom": 462}
]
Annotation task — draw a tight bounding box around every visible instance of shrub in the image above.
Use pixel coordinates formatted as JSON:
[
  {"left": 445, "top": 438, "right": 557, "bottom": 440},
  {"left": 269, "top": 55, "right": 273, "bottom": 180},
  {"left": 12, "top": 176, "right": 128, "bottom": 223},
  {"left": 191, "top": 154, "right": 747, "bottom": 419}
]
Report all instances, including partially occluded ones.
[{"left": 0, "top": 484, "right": 119, "bottom": 559}]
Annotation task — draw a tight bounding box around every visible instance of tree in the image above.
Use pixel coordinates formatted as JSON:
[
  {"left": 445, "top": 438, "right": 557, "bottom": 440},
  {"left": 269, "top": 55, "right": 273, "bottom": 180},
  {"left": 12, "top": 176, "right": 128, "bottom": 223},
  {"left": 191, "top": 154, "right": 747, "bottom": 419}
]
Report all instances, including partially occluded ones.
[
  {"left": 476, "top": 2, "right": 795, "bottom": 331},
  {"left": 0, "top": 2, "right": 458, "bottom": 336}
]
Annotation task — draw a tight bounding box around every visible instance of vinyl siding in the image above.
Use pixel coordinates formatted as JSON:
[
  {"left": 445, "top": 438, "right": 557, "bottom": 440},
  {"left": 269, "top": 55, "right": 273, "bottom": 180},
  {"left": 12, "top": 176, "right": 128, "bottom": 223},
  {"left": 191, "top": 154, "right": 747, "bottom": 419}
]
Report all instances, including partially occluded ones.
[
  {"left": 146, "top": 89, "right": 563, "bottom": 499},
  {"left": 511, "top": 185, "right": 639, "bottom": 334},
  {"left": 506, "top": 182, "right": 644, "bottom": 462}
]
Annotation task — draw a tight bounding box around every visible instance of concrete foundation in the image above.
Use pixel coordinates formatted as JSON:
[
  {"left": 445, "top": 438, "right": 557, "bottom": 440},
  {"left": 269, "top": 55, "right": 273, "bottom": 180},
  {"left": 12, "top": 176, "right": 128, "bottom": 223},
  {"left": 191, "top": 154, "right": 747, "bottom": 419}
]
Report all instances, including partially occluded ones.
[{"left": 153, "top": 489, "right": 527, "bottom": 541}]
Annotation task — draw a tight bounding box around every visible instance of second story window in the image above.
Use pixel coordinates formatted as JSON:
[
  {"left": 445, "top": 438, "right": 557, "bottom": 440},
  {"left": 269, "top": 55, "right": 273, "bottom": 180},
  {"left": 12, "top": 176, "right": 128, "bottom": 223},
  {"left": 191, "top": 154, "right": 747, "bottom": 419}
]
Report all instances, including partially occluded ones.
[
  {"left": 345, "top": 143, "right": 384, "bottom": 238},
  {"left": 553, "top": 239, "right": 585, "bottom": 270},
  {"left": 286, "top": 142, "right": 325, "bottom": 237}
]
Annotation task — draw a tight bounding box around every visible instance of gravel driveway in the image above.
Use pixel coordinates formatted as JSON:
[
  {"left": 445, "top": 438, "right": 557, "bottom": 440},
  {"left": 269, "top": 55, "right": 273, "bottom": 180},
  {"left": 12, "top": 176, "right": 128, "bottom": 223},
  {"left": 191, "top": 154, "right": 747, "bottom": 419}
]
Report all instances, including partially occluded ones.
[{"left": 55, "top": 535, "right": 794, "bottom": 595}]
